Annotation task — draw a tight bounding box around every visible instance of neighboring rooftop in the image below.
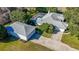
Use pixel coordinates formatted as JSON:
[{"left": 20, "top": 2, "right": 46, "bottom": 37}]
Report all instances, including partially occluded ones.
[
  {"left": 31, "top": 13, "right": 46, "bottom": 20},
  {"left": 51, "top": 13, "right": 64, "bottom": 21},
  {"left": 42, "top": 13, "right": 64, "bottom": 21}
]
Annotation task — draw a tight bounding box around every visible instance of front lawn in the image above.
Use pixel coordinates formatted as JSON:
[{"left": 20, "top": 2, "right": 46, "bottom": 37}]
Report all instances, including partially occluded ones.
[
  {"left": 61, "top": 34, "right": 79, "bottom": 50},
  {"left": 0, "top": 40, "right": 52, "bottom": 51}
]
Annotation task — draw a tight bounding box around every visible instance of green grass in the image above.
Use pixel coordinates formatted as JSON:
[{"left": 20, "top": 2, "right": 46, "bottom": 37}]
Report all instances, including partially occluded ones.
[
  {"left": 0, "top": 40, "right": 52, "bottom": 51},
  {"left": 36, "top": 23, "right": 49, "bottom": 34},
  {"left": 36, "top": 23, "right": 52, "bottom": 38},
  {"left": 61, "top": 34, "right": 79, "bottom": 50}
]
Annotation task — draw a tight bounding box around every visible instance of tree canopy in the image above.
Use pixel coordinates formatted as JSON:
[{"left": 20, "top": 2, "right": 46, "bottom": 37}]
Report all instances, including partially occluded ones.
[
  {"left": 0, "top": 24, "right": 8, "bottom": 39},
  {"left": 63, "top": 8, "right": 79, "bottom": 37},
  {"left": 36, "top": 7, "right": 57, "bottom": 13},
  {"left": 10, "top": 10, "right": 26, "bottom": 22}
]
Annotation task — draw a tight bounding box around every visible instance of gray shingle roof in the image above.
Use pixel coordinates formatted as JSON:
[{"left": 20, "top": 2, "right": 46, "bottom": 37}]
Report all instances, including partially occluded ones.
[
  {"left": 41, "top": 13, "right": 68, "bottom": 29},
  {"left": 31, "top": 13, "right": 46, "bottom": 20},
  {"left": 11, "top": 22, "right": 35, "bottom": 37},
  {"left": 42, "top": 13, "right": 64, "bottom": 21},
  {"left": 42, "top": 13, "right": 68, "bottom": 29},
  {"left": 51, "top": 13, "right": 64, "bottom": 21}
]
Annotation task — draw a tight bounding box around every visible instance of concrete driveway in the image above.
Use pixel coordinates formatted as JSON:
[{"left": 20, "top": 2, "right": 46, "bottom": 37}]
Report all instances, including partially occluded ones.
[
  {"left": 31, "top": 36, "right": 77, "bottom": 51},
  {"left": 31, "top": 31, "right": 78, "bottom": 51},
  {"left": 51, "top": 31, "right": 63, "bottom": 41}
]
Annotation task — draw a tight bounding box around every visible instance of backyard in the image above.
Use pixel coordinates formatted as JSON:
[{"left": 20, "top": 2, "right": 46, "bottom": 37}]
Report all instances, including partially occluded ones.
[{"left": 0, "top": 40, "right": 52, "bottom": 51}]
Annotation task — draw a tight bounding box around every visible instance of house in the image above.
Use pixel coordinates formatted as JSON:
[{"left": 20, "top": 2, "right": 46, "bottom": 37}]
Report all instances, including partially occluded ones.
[
  {"left": 31, "top": 13, "right": 68, "bottom": 32},
  {"left": 6, "top": 22, "right": 36, "bottom": 41}
]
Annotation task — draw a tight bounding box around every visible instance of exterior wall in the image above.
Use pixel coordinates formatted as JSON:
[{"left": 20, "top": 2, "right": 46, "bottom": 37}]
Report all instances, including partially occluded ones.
[
  {"left": 59, "top": 29, "right": 65, "bottom": 32},
  {"left": 8, "top": 29, "right": 35, "bottom": 41},
  {"left": 27, "top": 30, "right": 35, "bottom": 39},
  {"left": 17, "top": 33, "right": 27, "bottom": 41},
  {"left": 37, "top": 22, "right": 42, "bottom": 25},
  {"left": 18, "top": 30, "right": 35, "bottom": 41},
  {"left": 7, "top": 29, "right": 27, "bottom": 41}
]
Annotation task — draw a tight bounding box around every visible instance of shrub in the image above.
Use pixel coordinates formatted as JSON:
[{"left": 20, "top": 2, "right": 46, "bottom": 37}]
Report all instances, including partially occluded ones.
[
  {"left": 46, "top": 24, "right": 54, "bottom": 34},
  {"left": 38, "top": 23, "right": 49, "bottom": 32},
  {"left": 0, "top": 24, "right": 8, "bottom": 39},
  {"left": 36, "top": 23, "right": 54, "bottom": 38}
]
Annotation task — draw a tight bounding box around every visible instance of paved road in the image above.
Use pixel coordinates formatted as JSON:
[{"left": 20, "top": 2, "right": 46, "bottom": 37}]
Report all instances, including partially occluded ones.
[{"left": 31, "top": 32, "right": 78, "bottom": 51}]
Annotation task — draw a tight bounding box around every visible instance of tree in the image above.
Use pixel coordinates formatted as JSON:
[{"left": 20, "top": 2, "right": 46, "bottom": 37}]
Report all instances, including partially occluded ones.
[
  {"left": 47, "top": 7, "right": 57, "bottom": 12},
  {"left": 36, "top": 7, "right": 48, "bottom": 13},
  {"left": 24, "top": 8, "right": 38, "bottom": 24},
  {"left": 36, "top": 7, "right": 57, "bottom": 13},
  {"left": 10, "top": 10, "right": 26, "bottom": 22},
  {"left": 63, "top": 7, "right": 79, "bottom": 37},
  {"left": 0, "top": 24, "right": 8, "bottom": 39}
]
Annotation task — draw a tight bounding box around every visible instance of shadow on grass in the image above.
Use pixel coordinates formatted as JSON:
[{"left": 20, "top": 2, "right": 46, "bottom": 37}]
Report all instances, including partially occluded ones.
[
  {"left": 0, "top": 35, "right": 19, "bottom": 43},
  {"left": 1, "top": 26, "right": 19, "bottom": 43}
]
